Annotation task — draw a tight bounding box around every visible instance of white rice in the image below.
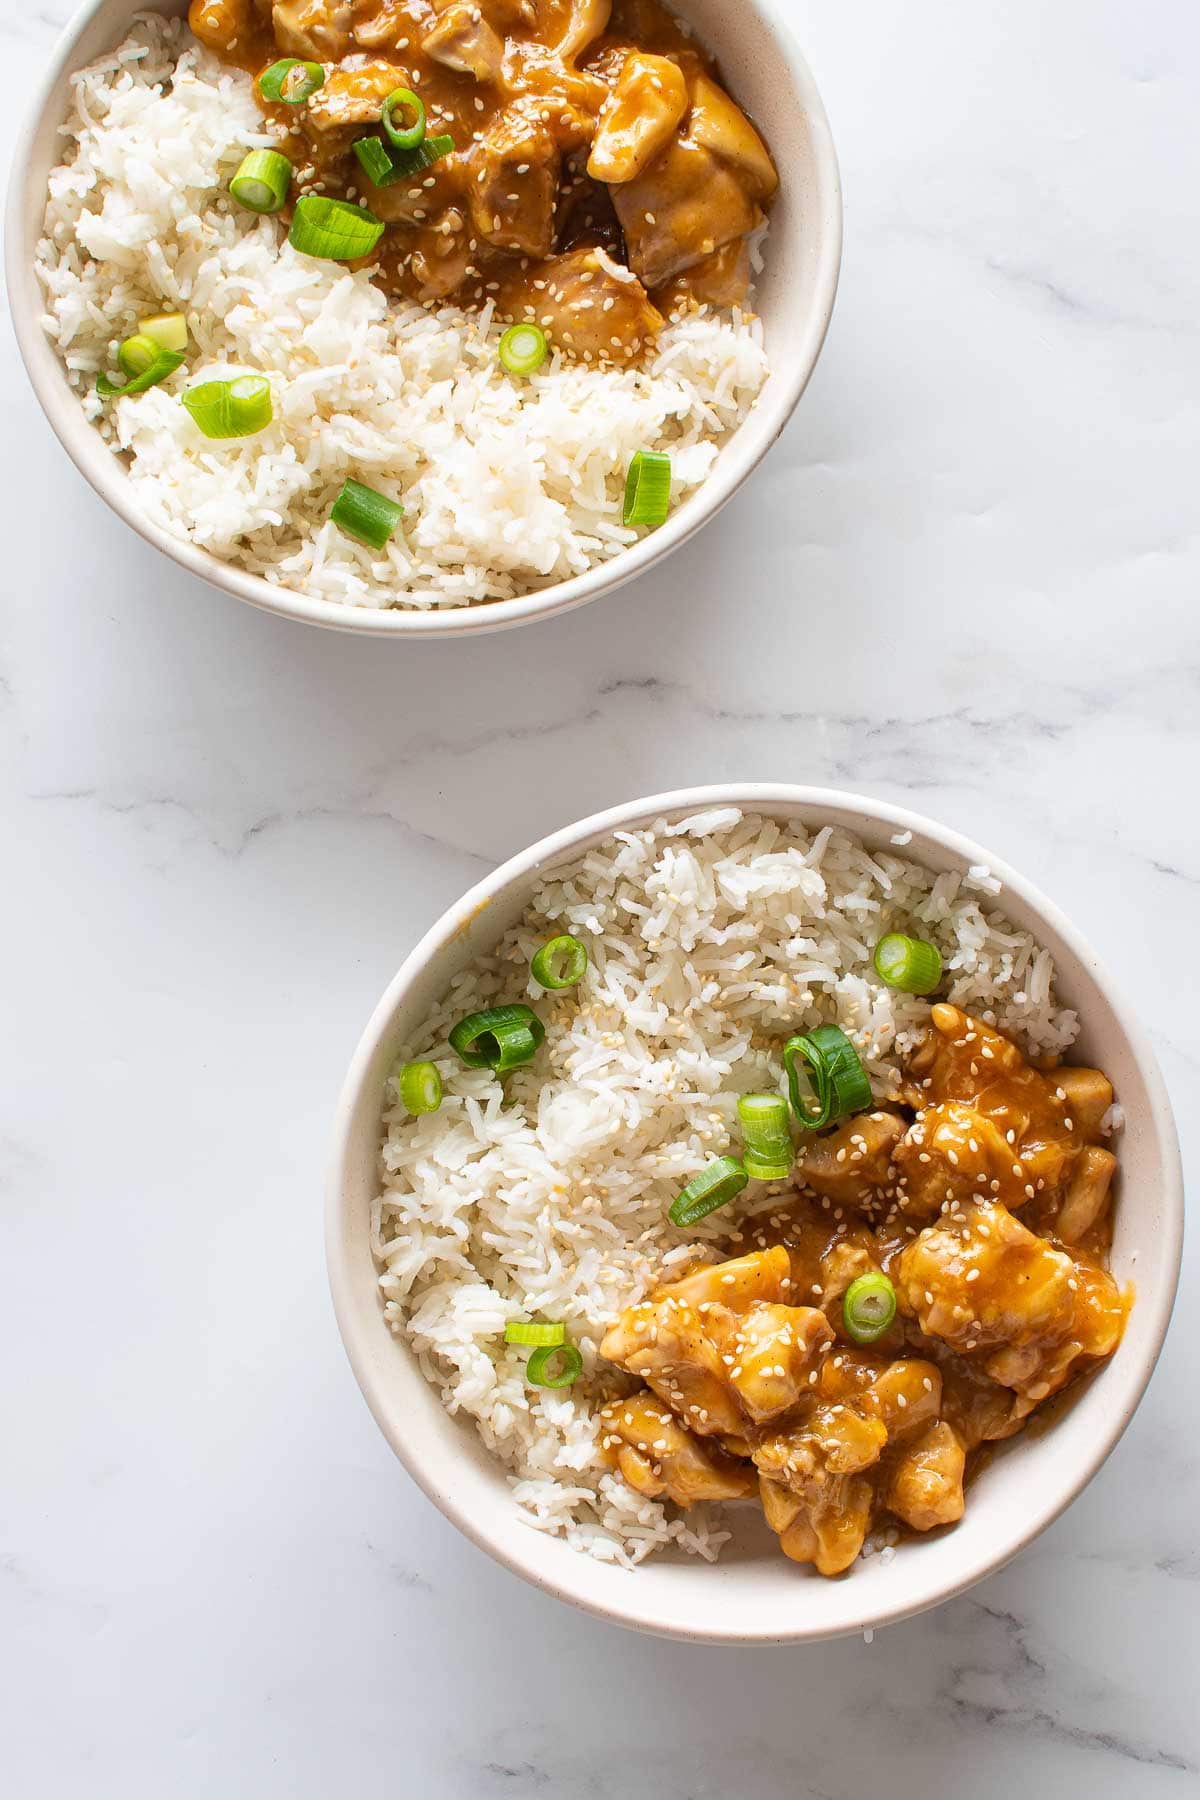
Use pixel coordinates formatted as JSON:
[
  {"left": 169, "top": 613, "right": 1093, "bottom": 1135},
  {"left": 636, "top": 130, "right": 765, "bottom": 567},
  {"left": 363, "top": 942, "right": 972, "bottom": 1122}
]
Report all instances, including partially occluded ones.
[
  {"left": 374, "top": 810, "right": 1082, "bottom": 1566},
  {"left": 36, "top": 14, "right": 771, "bottom": 610}
]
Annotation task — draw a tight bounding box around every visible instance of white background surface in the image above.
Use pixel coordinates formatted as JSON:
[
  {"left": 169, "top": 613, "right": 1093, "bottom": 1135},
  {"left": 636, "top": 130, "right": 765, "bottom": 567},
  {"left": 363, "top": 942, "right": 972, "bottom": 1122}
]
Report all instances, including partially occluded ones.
[{"left": 2, "top": 1, "right": 1197, "bottom": 1793}]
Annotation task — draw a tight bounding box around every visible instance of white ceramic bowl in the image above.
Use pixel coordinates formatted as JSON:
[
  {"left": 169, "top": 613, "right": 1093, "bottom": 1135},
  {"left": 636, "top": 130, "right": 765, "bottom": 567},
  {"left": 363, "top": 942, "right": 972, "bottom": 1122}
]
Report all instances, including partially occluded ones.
[
  {"left": 328, "top": 785, "right": 1184, "bottom": 1643},
  {"left": 7, "top": 0, "right": 841, "bottom": 639}
]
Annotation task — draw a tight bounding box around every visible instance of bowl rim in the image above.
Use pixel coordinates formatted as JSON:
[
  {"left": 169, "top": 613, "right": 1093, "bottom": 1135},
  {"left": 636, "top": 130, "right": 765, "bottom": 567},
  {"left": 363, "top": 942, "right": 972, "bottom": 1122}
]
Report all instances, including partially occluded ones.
[
  {"left": 6, "top": 0, "right": 843, "bottom": 640},
  {"left": 326, "top": 782, "right": 1185, "bottom": 1642}
]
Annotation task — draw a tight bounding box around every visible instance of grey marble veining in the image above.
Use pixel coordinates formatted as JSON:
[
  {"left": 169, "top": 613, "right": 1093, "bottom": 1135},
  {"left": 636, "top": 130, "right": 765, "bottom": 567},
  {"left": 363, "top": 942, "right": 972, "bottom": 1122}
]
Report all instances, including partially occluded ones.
[{"left": 1, "top": 1, "right": 1197, "bottom": 1795}]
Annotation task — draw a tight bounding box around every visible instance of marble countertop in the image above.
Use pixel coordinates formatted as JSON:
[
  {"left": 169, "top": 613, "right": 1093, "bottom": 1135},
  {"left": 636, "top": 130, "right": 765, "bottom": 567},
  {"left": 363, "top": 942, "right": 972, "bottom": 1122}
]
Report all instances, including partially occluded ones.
[{"left": 2, "top": 1, "right": 1196, "bottom": 1793}]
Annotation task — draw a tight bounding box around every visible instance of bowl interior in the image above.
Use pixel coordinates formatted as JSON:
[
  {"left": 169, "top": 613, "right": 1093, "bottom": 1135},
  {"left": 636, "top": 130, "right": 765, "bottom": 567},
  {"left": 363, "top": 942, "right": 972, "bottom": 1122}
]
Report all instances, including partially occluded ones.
[
  {"left": 9, "top": 0, "right": 841, "bottom": 637},
  {"left": 330, "top": 788, "right": 1182, "bottom": 1643}
]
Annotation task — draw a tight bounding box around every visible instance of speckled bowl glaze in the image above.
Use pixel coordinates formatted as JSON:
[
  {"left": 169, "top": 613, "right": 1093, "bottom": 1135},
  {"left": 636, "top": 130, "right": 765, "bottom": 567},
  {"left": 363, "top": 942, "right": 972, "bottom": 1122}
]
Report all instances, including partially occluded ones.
[
  {"left": 328, "top": 785, "right": 1183, "bottom": 1644},
  {"left": 6, "top": 0, "right": 841, "bottom": 638}
]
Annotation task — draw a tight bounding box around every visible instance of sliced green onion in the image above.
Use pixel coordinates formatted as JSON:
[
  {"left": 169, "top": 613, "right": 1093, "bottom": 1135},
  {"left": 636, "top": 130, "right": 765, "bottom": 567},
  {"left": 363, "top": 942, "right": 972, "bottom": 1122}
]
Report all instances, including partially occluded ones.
[
  {"left": 97, "top": 344, "right": 185, "bottom": 399},
  {"left": 783, "top": 1024, "right": 873, "bottom": 1131},
  {"left": 139, "top": 312, "right": 188, "bottom": 354},
  {"left": 842, "top": 1272, "right": 897, "bottom": 1345},
  {"left": 330, "top": 478, "right": 403, "bottom": 550},
  {"left": 526, "top": 1343, "right": 583, "bottom": 1388},
  {"left": 499, "top": 322, "right": 549, "bottom": 378},
  {"left": 530, "top": 934, "right": 587, "bottom": 989},
  {"left": 230, "top": 149, "right": 292, "bottom": 215},
  {"left": 352, "top": 131, "right": 454, "bottom": 188},
  {"left": 259, "top": 58, "right": 325, "bottom": 105},
  {"left": 288, "top": 194, "right": 384, "bottom": 262},
  {"left": 505, "top": 1320, "right": 565, "bottom": 1347},
  {"left": 623, "top": 450, "right": 671, "bottom": 528},
  {"left": 397, "top": 1060, "right": 442, "bottom": 1115},
  {"left": 737, "top": 1093, "right": 793, "bottom": 1182},
  {"left": 352, "top": 137, "right": 400, "bottom": 188},
  {"left": 181, "top": 374, "right": 273, "bottom": 440},
  {"left": 118, "top": 334, "right": 159, "bottom": 380},
  {"left": 449, "top": 1004, "right": 545, "bottom": 1073},
  {"left": 669, "top": 1156, "right": 748, "bottom": 1228},
  {"left": 382, "top": 86, "right": 426, "bottom": 151},
  {"left": 873, "top": 932, "right": 943, "bottom": 996}
]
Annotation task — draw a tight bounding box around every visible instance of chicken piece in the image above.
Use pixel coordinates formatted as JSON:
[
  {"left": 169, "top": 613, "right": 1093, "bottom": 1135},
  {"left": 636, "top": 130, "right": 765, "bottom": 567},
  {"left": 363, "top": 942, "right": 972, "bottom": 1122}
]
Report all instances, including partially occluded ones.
[
  {"left": 349, "top": 0, "right": 419, "bottom": 49},
  {"left": 815, "top": 1351, "right": 942, "bottom": 1442},
  {"left": 707, "top": 1302, "right": 833, "bottom": 1425},
  {"left": 1056, "top": 1146, "right": 1117, "bottom": 1245},
  {"left": 905, "top": 1004, "right": 1083, "bottom": 1196},
  {"left": 613, "top": 136, "right": 761, "bottom": 289},
  {"left": 500, "top": 247, "right": 663, "bottom": 362},
  {"left": 885, "top": 1421, "right": 966, "bottom": 1531},
  {"left": 794, "top": 1111, "right": 907, "bottom": 1210},
  {"left": 755, "top": 1361, "right": 887, "bottom": 1576},
  {"left": 896, "top": 1197, "right": 1075, "bottom": 1357},
  {"left": 599, "top": 1248, "right": 808, "bottom": 1435},
  {"left": 467, "top": 101, "right": 561, "bottom": 257},
  {"left": 188, "top": 0, "right": 257, "bottom": 54},
  {"left": 272, "top": 0, "right": 355, "bottom": 59},
  {"left": 598, "top": 1393, "right": 756, "bottom": 1505},
  {"left": 907, "top": 1003, "right": 1028, "bottom": 1098},
  {"left": 755, "top": 1404, "right": 888, "bottom": 1485},
  {"left": 422, "top": 4, "right": 506, "bottom": 82},
  {"left": 653, "top": 1245, "right": 791, "bottom": 1313},
  {"left": 599, "top": 1292, "right": 744, "bottom": 1437},
  {"left": 487, "top": 0, "right": 537, "bottom": 24},
  {"left": 986, "top": 1254, "right": 1127, "bottom": 1414},
  {"left": 859, "top": 1359, "right": 943, "bottom": 1440},
  {"left": 302, "top": 57, "right": 409, "bottom": 147},
  {"left": 1056, "top": 1067, "right": 1115, "bottom": 1142},
  {"left": 587, "top": 53, "right": 689, "bottom": 183},
  {"left": 656, "top": 240, "right": 753, "bottom": 314},
  {"left": 893, "top": 1100, "right": 1027, "bottom": 1218},
  {"left": 409, "top": 208, "right": 476, "bottom": 299},
  {"left": 687, "top": 72, "right": 778, "bottom": 200},
  {"left": 557, "top": 0, "right": 612, "bottom": 60},
  {"left": 760, "top": 1472, "right": 874, "bottom": 1576}
]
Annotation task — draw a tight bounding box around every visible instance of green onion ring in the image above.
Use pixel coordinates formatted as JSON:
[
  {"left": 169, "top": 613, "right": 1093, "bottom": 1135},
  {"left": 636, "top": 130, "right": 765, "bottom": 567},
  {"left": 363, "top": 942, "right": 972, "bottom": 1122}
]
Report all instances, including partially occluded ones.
[
  {"left": 382, "top": 86, "right": 426, "bottom": 151},
  {"left": 525, "top": 1343, "right": 583, "bottom": 1388},
  {"left": 873, "top": 932, "right": 943, "bottom": 996},
  {"left": 668, "top": 1156, "right": 749, "bottom": 1228},
  {"left": 117, "top": 334, "right": 160, "bottom": 380},
  {"left": 530, "top": 934, "right": 587, "bottom": 989},
  {"left": 288, "top": 194, "right": 385, "bottom": 262},
  {"left": 623, "top": 450, "right": 672, "bottom": 528},
  {"left": 330, "top": 478, "right": 404, "bottom": 551},
  {"left": 783, "top": 1024, "right": 873, "bottom": 1132},
  {"left": 505, "top": 1320, "right": 566, "bottom": 1347},
  {"left": 352, "top": 131, "right": 455, "bottom": 188},
  {"left": 737, "top": 1093, "right": 793, "bottom": 1182},
  {"left": 97, "top": 344, "right": 185, "bottom": 400},
  {"left": 499, "top": 322, "right": 549, "bottom": 378},
  {"left": 259, "top": 59, "right": 325, "bottom": 105},
  {"left": 181, "top": 374, "right": 273, "bottom": 440},
  {"left": 230, "top": 149, "right": 293, "bottom": 215},
  {"left": 397, "top": 1060, "right": 442, "bottom": 1115},
  {"left": 842, "top": 1272, "right": 897, "bottom": 1345},
  {"left": 449, "top": 1004, "right": 545, "bottom": 1073}
]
